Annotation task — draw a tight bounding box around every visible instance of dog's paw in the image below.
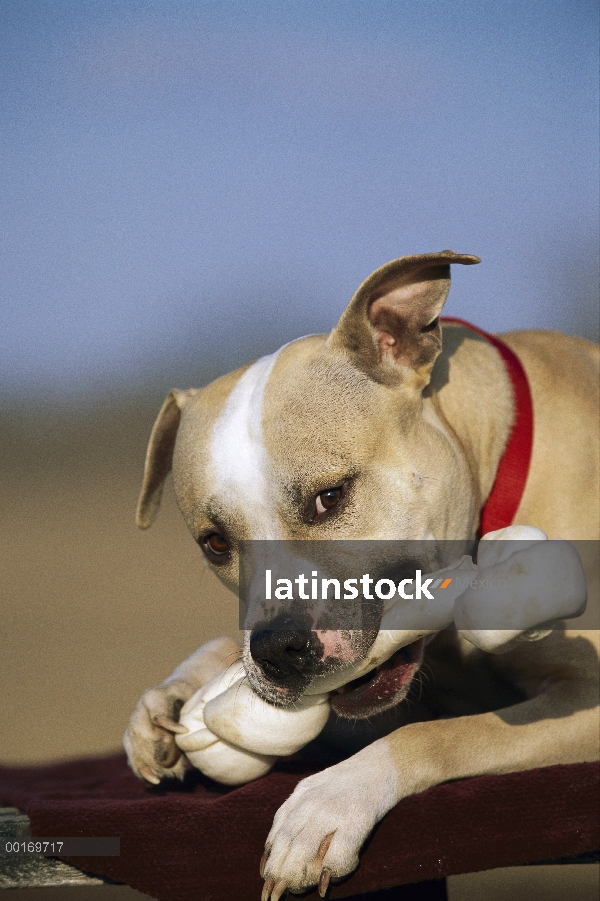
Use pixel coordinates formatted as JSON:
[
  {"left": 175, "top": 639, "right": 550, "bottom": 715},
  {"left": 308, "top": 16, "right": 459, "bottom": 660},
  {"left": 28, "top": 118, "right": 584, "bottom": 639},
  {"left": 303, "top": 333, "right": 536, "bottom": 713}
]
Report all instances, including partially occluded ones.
[
  {"left": 261, "top": 752, "right": 397, "bottom": 898},
  {"left": 123, "top": 680, "right": 195, "bottom": 785}
]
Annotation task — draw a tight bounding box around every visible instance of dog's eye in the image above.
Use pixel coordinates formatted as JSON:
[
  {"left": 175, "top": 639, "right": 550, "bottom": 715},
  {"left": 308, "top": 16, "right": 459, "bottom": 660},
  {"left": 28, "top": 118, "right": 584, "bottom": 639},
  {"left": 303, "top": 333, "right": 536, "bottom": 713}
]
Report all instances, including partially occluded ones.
[
  {"left": 202, "top": 532, "right": 230, "bottom": 558},
  {"left": 315, "top": 487, "right": 343, "bottom": 515}
]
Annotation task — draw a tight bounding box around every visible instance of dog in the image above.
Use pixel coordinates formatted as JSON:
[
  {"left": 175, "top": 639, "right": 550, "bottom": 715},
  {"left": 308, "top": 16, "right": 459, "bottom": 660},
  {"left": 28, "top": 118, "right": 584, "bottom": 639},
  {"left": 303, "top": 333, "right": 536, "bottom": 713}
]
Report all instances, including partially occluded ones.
[{"left": 124, "top": 251, "right": 599, "bottom": 899}]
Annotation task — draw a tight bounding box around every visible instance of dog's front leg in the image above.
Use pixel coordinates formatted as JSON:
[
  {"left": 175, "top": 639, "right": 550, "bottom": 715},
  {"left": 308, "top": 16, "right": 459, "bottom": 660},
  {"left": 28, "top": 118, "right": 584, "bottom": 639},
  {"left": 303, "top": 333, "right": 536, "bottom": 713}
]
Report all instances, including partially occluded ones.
[
  {"left": 261, "top": 634, "right": 599, "bottom": 899},
  {"left": 124, "top": 636, "right": 241, "bottom": 784},
  {"left": 261, "top": 740, "right": 401, "bottom": 900}
]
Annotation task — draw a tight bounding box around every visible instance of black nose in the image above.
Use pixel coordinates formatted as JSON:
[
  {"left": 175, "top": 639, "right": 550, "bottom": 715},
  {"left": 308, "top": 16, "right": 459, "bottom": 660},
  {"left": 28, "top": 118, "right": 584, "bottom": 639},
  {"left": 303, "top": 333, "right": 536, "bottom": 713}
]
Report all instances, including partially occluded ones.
[{"left": 250, "top": 615, "right": 320, "bottom": 686}]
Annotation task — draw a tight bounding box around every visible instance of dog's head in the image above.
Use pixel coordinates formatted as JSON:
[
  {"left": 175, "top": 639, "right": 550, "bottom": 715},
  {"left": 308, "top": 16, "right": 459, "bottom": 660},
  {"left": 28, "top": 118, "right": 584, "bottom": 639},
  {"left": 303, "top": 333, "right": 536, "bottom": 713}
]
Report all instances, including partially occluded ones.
[{"left": 137, "top": 251, "right": 480, "bottom": 717}]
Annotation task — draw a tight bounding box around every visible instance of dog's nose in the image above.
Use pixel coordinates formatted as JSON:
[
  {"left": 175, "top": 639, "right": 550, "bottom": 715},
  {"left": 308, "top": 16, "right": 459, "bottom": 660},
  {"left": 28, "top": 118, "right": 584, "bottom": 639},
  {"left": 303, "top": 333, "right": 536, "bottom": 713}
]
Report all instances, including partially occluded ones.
[{"left": 250, "top": 615, "right": 318, "bottom": 684}]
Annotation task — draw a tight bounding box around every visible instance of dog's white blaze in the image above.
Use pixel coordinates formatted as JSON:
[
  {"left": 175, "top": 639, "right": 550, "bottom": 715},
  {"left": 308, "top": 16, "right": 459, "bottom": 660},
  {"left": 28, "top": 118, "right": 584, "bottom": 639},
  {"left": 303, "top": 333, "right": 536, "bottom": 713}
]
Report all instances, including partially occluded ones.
[{"left": 209, "top": 349, "right": 283, "bottom": 538}]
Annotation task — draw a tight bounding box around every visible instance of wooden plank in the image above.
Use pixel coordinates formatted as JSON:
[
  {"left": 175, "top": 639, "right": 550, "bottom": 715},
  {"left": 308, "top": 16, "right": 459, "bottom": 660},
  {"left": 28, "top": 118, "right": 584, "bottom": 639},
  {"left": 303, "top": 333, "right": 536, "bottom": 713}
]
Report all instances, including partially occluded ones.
[{"left": 0, "top": 808, "right": 106, "bottom": 888}]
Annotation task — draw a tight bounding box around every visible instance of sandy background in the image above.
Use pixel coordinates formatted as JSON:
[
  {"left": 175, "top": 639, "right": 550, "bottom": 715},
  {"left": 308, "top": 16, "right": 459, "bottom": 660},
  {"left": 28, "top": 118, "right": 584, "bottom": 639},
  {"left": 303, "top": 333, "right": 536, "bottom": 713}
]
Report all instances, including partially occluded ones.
[{"left": 1, "top": 399, "right": 239, "bottom": 766}]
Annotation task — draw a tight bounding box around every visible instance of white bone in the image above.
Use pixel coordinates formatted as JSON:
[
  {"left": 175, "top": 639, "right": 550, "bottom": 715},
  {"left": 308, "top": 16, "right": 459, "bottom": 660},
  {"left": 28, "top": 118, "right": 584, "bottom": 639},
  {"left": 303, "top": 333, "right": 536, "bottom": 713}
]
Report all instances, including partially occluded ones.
[
  {"left": 202, "top": 674, "right": 330, "bottom": 756},
  {"left": 455, "top": 537, "right": 587, "bottom": 651},
  {"left": 178, "top": 733, "right": 276, "bottom": 786},
  {"left": 174, "top": 663, "right": 276, "bottom": 784},
  {"left": 175, "top": 663, "right": 330, "bottom": 784},
  {"left": 477, "top": 525, "right": 548, "bottom": 568}
]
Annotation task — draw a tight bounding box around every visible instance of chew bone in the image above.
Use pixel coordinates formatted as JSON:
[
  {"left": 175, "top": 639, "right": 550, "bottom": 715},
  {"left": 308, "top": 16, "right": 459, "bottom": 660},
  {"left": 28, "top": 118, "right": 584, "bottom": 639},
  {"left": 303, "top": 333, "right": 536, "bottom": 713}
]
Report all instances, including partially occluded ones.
[
  {"left": 455, "top": 527, "right": 587, "bottom": 652},
  {"left": 373, "top": 528, "right": 586, "bottom": 658},
  {"left": 176, "top": 662, "right": 330, "bottom": 785}
]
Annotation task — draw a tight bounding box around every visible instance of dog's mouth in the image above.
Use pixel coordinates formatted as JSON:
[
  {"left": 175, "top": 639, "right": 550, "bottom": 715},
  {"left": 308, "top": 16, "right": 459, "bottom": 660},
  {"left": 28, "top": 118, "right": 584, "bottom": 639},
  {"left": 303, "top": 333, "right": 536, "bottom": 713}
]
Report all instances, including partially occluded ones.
[{"left": 330, "top": 637, "right": 425, "bottom": 719}]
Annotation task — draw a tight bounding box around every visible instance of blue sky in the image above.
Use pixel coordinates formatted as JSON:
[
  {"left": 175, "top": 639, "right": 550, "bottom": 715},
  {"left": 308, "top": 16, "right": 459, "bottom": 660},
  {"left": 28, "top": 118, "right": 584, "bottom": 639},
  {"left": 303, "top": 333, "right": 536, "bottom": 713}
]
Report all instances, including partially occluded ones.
[{"left": 1, "top": 0, "right": 598, "bottom": 403}]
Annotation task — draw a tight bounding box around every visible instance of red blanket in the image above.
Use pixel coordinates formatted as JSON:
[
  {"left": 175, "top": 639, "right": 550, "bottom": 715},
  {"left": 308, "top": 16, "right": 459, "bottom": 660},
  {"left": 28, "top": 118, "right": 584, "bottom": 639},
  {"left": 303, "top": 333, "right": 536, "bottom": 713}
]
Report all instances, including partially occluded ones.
[{"left": 1, "top": 754, "right": 598, "bottom": 900}]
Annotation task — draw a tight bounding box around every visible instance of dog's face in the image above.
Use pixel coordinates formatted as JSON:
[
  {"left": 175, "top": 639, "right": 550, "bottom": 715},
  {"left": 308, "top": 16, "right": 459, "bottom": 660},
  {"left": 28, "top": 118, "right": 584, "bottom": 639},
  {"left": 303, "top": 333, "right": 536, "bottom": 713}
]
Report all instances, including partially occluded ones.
[{"left": 137, "top": 252, "right": 480, "bottom": 717}]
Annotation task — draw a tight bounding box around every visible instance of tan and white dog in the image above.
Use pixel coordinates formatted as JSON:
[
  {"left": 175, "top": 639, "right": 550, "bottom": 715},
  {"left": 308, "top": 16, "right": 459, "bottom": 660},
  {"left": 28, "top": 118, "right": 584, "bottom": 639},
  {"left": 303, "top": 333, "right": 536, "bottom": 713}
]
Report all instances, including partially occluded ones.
[{"left": 124, "top": 251, "right": 599, "bottom": 899}]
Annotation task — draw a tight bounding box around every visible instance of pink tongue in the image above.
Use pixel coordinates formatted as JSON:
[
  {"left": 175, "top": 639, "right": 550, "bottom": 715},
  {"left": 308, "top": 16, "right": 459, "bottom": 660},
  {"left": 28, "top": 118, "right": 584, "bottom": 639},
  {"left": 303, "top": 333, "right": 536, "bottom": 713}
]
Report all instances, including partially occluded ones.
[{"left": 331, "top": 639, "right": 425, "bottom": 717}]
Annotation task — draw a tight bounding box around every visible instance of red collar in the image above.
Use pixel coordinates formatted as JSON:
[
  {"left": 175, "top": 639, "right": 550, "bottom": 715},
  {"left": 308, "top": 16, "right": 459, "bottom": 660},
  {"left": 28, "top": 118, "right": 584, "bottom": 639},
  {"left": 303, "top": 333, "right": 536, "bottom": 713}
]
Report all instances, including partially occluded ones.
[{"left": 441, "top": 317, "right": 534, "bottom": 535}]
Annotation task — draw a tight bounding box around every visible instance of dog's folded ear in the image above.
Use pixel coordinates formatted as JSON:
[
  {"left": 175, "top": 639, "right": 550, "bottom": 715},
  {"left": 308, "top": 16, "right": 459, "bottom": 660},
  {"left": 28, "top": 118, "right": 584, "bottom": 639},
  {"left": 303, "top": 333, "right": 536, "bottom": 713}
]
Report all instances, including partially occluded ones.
[
  {"left": 136, "top": 389, "right": 198, "bottom": 529},
  {"left": 328, "top": 251, "right": 480, "bottom": 388}
]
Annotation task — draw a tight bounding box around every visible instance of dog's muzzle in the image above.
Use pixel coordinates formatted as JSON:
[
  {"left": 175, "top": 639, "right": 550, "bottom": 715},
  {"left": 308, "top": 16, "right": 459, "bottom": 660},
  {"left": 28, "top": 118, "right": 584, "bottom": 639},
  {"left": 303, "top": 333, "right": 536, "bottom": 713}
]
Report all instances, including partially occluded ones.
[{"left": 249, "top": 614, "right": 325, "bottom": 695}]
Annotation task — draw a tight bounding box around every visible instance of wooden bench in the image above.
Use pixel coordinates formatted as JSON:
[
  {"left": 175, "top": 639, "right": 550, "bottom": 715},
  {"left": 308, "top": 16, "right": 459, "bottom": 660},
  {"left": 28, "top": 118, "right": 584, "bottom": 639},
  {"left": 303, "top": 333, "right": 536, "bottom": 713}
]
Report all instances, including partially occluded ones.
[{"left": 0, "top": 807, "right": 105, "bottom": 889}]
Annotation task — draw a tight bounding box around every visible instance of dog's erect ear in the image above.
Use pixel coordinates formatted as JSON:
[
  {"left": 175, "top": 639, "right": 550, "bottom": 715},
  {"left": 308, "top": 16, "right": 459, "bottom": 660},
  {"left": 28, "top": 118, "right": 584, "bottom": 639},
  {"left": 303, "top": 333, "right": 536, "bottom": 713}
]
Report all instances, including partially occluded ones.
[
  {"left": 328, "top": 251, "right": 480, "bottom": 387},
  {"left": 136, "top": 389, "right": 198, "bottom": 529}
]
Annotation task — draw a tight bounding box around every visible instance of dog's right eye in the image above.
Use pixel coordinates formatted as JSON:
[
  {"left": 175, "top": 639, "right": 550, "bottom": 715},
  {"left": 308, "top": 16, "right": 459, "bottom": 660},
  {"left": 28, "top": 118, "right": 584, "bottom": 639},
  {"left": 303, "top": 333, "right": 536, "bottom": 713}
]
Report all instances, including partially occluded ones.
[
  {"left": 315, "top": 486, "right": 343, "bottom": 516},
  {"left": 201, "top": 532, "right": 230, "bottom": 560}
]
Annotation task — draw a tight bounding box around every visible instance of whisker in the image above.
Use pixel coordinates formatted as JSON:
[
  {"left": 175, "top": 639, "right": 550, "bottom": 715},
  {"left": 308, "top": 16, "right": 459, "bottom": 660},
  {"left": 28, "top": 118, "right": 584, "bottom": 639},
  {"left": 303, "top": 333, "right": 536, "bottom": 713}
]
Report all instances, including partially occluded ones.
[{"left": 218, "top": 649, "right": 244, "bottom": 667}]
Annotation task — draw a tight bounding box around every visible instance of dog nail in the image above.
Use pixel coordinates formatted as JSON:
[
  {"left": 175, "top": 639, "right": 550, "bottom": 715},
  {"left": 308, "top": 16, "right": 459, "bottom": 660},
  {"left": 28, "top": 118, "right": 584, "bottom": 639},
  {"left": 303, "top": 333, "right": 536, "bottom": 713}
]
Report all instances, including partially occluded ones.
[
  {"left": 153, "top": 714, "right": 188, "bottom": 734},
  {"left": 318, "top": 868, "right": 331, "bottom": 898},
  {"left": 141, "top": 769, "right": 160, "bottom": 785},
  {"left": 316, "top": 833, "right": 334, "bottom": 861},
  {"left": 260, "top": 849, "right": 270, "bottom": 878},
  {"left": 261, "top": 877, "right": 275, "bottom": 901},
  {"left": 271, "top": 879, "right": 287, "bottom": 901}
]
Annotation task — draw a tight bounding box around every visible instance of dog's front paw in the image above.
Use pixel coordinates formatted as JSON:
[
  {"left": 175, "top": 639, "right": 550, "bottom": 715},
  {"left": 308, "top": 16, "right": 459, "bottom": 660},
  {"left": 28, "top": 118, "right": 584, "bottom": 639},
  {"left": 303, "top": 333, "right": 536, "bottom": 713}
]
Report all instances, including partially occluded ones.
[
  {"left": 123, "top": 680, "right": 195, "bottom": 785},
  {"left": 261, "top": 753, "right": 397, "bottom": 899}
]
